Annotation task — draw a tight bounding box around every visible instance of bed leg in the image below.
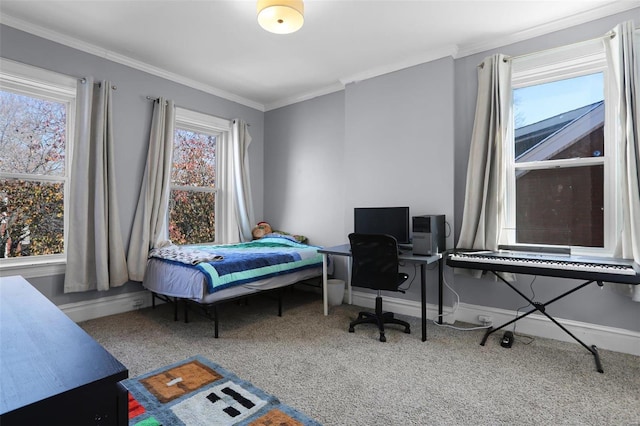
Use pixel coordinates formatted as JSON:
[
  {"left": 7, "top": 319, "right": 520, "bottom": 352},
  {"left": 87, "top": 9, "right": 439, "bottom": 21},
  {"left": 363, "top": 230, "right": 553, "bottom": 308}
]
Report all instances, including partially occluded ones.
[
  {"left": 278, "top": 290, "right": 283, "bottom": 317},
  {"left": 184, "top": 300, "right": 189, "bottom": 323},
  {"left": 173, "top": 297, "right": 178, "bottom": 321},
  {"left": 152, "top": 292, "right": 156, "bottom": 309},
  {"left": 214, "top": 306, "right": 219, "bottom": 338}
]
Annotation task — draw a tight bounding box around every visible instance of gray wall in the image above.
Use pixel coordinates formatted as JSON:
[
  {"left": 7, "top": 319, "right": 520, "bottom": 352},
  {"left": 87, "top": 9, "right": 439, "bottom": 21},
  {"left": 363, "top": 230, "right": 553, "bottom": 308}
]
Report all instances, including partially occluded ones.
[
  {"left": 264, "top": 91, "right": 348, "bottom": 279},
  {"left": 0, "top": 24, "right": 264, "bottom": 305},
  {"left": 264, "top": 90, "right": 346, "bottom": 247},
  {"left": 265, "top": 57, "right": 455, "bottom": 303}
]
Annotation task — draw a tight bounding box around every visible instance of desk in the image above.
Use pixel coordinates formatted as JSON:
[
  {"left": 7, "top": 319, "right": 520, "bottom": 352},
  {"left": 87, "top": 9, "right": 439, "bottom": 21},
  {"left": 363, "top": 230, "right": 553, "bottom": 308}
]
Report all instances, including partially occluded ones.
[
  {"left": 1, "top": 276, "right": 129, "bottom": 425},
  {"left": 318, "top": 244, "right": 443, "bottom": 342}
]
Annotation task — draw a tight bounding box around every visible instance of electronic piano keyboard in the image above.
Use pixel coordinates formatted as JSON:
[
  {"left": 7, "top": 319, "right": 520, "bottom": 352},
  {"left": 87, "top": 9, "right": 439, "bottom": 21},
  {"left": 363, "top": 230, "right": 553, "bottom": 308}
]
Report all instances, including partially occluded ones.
[
  {"left": 447, "top": 249, "right": 639, "bottom": 373},
  {"left": 447, "top": 250, "right": 640, "bottom": 284}
]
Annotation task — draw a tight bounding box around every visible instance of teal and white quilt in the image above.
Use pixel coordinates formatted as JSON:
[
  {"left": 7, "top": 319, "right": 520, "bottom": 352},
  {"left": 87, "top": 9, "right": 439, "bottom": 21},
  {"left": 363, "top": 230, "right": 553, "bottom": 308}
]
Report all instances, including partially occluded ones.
[{"left": 149, "top": 236, "right": 322, "bottom": 294}]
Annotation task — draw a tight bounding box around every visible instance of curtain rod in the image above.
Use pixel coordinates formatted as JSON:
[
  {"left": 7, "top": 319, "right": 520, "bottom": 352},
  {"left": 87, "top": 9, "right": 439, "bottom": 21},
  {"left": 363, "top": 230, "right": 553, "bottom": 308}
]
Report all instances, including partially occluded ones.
[
  {"left": 147, "top": 100, "right": 251, "bottom": 127},
  {"left": 477, "top": 29, "right": 620, "bottom": 68},
  {"left": 145, "top": 99, "right": 251, "bottom": 126},
  {"left": 78, "top": 77, "right": 117, "bottom": 90},
  {"left": 502, "top": 30, "right": 616, "bottom": 63},
  {"left": 146, "top": 96, "right": 169, "bottom": 105},
  {"left": 233, "top": 119, "right": 250, "bottom": 127}
]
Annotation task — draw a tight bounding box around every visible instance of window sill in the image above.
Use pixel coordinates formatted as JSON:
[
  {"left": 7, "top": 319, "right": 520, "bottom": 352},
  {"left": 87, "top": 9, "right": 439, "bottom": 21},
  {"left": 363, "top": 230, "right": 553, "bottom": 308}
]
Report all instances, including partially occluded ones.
[{"left": 0, "top": 258, "right": 66, "bottom": 279}]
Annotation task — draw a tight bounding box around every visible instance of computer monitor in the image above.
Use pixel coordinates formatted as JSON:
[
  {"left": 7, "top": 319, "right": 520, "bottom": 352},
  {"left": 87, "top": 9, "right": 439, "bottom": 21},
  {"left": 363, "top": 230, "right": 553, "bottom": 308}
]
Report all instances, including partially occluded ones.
[{"left": 354, "top": 207, "right": 410, "bottom": 244}]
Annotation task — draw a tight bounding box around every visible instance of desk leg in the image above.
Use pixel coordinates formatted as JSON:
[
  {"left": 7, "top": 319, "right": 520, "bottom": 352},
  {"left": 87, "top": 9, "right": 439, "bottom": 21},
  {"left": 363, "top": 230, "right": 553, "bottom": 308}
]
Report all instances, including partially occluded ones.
[
  {"left": 421, "top": 263, "right": 427, "bottom": 342},
  {"left": 322, "top": 253, "right": 329, "bottom": 316},
  {"left": 347, "top": 256, "right": 352, "bottom": 305},
  {"left": 438, "top": 258, "right": 443, "bottom": 325}
]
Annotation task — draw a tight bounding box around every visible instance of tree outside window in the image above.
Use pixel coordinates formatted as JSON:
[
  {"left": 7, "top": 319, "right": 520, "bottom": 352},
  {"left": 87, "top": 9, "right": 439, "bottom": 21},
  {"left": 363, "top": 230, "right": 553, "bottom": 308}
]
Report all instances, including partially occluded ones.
[
  {"left": 0, "top": 90, "right": 67, "bottom": 258},
  {"left": 169, "top": 126, "right": 218, "bottom": 245}
]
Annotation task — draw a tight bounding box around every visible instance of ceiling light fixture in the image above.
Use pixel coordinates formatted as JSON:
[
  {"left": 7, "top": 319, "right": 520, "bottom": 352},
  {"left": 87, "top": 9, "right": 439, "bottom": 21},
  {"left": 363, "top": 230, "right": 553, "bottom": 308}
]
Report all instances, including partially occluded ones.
[{"left": 257, "top": 0, "right": 304, "bottom": 35}]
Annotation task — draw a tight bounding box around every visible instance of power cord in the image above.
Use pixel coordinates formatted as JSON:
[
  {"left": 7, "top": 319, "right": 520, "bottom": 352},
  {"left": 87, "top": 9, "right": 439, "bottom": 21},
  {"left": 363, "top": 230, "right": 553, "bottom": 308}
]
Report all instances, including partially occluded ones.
[
  {"left": 428, "top": 263, "right": 539, "bottom": 340},
  {"left": 396, "top": 263, "right": 417, "bottom": 292},
  {"left": 511, "top": 275, "right": 537, "bottom": 344},
  {"left": 431, "top": 270, "right": 493, "bottom": 331},
  {"left": 397, "top": 262, "right": 437, "bottom": 292},
  {"left": 444, "top": 220, "right": 452, "bottom": 239}
]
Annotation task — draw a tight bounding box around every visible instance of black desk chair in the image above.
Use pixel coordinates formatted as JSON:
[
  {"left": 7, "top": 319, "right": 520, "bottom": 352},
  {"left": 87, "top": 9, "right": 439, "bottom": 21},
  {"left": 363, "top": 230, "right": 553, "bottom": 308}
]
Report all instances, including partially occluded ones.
[{"left": 348, "top": 233, "right": 411, "bottom": 342}]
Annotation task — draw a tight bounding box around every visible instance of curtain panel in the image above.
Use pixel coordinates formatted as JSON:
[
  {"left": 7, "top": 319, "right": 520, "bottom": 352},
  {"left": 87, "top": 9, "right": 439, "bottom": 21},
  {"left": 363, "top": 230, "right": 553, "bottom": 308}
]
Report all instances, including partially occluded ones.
[
  {"left": 218, "top": 119, "right": 254, "bottom": 244},
  {"left": 232, "top": 119, "right": 254, "bottom": 242},
  {"left": 64, "top": 78, "right": 128, "bottom": 293},
  {"left": 606, "top": 21, "right": 640, "bottom": 301},
  {"left": 457, "top": 54, "right": 512, "bottom": 254},
  {"left": 127, "top": 98, "right": 175, "bottom": 282}
]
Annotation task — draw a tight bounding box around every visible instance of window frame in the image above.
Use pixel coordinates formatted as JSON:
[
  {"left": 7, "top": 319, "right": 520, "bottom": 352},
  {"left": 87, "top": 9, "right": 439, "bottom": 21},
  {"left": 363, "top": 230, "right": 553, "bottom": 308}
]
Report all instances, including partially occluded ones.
[
  {"left": 170, "top": 107, "right": 230, "bottom": 246},
  {"left": 505, "top": 40, "right": 618, "bottom": 256},
  {"left": 0, "top": 58, "right": 77, "bottom": 277}
]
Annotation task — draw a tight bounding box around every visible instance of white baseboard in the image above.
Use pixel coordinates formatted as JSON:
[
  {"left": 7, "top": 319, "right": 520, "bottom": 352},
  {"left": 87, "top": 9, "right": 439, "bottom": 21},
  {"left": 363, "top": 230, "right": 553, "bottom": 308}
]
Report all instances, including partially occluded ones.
[
  {"left": 59, "top": 290, "right": 157, "bottom": 323},
  {"left": 454, "top": 302, "right": 640, "bottom": 356},
  {"left": 350, "top": 290, "right": 455, "bottom": 324},
  {"left": 349, "top": 290, "right": 640, "bottom": 356},
  {"left": 58, "top": 287, "right": 640, "bottom": 356}
]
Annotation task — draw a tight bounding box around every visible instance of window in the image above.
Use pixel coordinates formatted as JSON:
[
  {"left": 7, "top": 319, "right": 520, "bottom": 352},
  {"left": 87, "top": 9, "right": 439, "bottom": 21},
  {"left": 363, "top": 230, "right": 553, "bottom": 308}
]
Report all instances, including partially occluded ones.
[
  {"left": 506, "top": 41, "right": 615, "bottom": 254},
  {"left": 0, "top": 59, "right": 76, "bottom": 271},
  {"left": 170, "top": 108, "right": 230, "bottom": 245}
]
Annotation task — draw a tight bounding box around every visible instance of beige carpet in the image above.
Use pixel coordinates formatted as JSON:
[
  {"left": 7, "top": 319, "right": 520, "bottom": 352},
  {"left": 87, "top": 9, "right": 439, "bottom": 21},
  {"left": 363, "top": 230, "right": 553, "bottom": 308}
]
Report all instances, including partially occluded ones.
[{"left": 80, "top": 287, "right": 640, "bottom": 425}]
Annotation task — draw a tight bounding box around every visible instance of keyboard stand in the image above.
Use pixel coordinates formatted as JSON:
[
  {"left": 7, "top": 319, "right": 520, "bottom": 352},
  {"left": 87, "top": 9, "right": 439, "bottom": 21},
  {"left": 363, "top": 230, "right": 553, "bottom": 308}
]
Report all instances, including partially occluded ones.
[{"left": 481, "top": 271, "right": 604, "bottom": 373}]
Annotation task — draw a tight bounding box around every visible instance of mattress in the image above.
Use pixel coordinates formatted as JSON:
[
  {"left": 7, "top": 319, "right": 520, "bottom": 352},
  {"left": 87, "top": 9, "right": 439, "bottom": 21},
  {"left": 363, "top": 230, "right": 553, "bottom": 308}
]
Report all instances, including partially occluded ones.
[{"left": 143, "top": 257, "right": 321, "bottom": 304}]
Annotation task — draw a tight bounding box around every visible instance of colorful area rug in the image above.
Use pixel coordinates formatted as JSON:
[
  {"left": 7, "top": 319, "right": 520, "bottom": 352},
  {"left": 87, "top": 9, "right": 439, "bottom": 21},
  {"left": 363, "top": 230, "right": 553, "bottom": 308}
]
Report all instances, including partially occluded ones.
[{"left": 121, "top": 355, "right": 321, "bottom": 426}]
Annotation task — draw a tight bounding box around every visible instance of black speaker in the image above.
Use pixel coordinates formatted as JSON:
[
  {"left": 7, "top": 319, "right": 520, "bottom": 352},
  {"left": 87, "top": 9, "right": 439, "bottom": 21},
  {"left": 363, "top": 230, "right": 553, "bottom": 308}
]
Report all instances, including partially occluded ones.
[{"left": 412, "top": 215, "right": 445, "bottom": 256}]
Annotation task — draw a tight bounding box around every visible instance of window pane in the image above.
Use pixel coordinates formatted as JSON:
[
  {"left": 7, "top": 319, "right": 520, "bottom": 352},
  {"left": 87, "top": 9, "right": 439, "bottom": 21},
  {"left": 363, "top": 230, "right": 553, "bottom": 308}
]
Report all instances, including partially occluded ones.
[
  {"left": 513, "top": 73, "right": 604, "bottom": 162},
  {"left": 169, "top": 190, "right": 215, "bottom": 245},
  {"left": 515, "top": 165, "right": 603, "bottom": 247},
  {"left": 172, "top": 128, "right": 216, "bottom": 187},
  {"left": 1, "top": 179, "right": 64, "bottom": 258},
  {"left": 0, "top": 90, "right": 66, "bottom": 175}
]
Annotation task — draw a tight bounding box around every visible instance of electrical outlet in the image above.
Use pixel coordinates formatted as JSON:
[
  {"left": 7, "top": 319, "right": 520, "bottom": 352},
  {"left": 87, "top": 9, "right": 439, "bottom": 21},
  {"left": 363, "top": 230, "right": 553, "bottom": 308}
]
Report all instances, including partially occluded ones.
[{"left": 478, "top": 315, "right": 492, "bottom": 324}]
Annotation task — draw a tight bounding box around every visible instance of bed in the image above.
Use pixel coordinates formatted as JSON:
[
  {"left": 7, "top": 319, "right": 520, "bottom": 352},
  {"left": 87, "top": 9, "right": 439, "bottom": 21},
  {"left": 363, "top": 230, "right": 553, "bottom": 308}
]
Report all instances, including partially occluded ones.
[{"left": 142, "top": 235, "right": 324, "bottom": 337}]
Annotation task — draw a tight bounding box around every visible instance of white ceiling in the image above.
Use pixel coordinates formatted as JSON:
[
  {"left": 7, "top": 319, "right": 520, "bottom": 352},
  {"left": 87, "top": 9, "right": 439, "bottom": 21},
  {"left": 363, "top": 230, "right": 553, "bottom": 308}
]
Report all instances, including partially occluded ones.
[{"left": 1, "top": 1, "right": 638, "bottom": 111}]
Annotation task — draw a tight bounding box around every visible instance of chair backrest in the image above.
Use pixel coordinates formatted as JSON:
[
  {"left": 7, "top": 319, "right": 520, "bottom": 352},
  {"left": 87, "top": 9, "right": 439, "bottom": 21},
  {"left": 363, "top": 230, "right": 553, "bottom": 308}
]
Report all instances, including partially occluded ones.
[{"left": 348, "top": 233, "right": 403, "bottom": 292}]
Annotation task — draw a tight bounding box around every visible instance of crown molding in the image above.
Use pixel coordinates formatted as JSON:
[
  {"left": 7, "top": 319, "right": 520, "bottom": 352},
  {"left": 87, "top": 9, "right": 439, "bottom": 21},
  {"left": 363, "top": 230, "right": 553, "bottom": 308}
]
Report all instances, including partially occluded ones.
[
  {"left": 455, "top": 1, "right": 640, "bottom": 59},
  {"left": 0, "top": 14, "right": 266, "bottom": 112},
  {"left": 270, "top": 2, "right": 637, "bottom": 110},
  {"left": 264, "top": 81, "right": 345, "bottom": 111},
  {"left": 2, "top": 2, "right": 637, "bottom": 112},
  {"left": 338, "top": 44, "right": 459, "bottom": 87},
  {"left": 266, "top": 44, "right": 458, "bottom": 111}
]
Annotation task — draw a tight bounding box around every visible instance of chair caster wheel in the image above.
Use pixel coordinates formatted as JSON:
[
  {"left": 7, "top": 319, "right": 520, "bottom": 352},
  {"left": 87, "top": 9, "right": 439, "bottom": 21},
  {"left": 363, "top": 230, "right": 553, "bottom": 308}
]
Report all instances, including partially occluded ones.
[
  {"left": 405, "top": 328, "right": 411, "bottom": 334},
  {"left": 379, "top": 334, "right": 386, "bottom": 342},
  {"left": 349, "top": 327, "right": 354, "bottom": 333}
]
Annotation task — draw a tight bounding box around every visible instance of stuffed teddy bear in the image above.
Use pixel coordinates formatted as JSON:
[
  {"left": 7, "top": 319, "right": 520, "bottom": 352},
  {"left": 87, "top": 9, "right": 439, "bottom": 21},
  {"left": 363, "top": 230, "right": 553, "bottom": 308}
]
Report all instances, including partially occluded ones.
[{"left": 252, "top": 221, "right": 272, "bottom": 239}]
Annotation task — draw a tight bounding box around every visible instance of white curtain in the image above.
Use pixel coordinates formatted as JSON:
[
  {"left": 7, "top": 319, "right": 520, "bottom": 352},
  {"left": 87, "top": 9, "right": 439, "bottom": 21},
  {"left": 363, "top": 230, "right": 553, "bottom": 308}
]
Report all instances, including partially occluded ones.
[
  {"left": 219, "top": 119, "right": 254, "bottom": 243},
  {"left": 457, "top": 54, "right": 512, "bottom": 256},
  {"left": 127, "top": 98, "right": 175, "bottom": 282},
  {"left": 64, "top": 78, "right": 128, "bottom": 293},
  {"left": 232, "top": 119, "right": 254, "bottom": 242},
  {"left": 606, "top": 21, "right": 640, "bottom": 301}
]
